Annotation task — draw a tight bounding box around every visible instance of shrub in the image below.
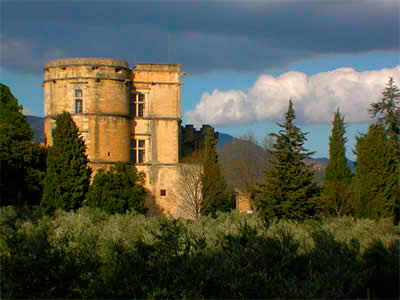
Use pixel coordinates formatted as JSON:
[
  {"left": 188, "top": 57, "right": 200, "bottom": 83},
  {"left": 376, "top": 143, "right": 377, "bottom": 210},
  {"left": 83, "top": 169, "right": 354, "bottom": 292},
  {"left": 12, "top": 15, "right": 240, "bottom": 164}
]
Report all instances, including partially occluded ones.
[
  {"left": 1, "top": 207, "right": 398, "bottom": 299},
  {"left": 85, "top": 163, "right": 147, "bottom": 215}
]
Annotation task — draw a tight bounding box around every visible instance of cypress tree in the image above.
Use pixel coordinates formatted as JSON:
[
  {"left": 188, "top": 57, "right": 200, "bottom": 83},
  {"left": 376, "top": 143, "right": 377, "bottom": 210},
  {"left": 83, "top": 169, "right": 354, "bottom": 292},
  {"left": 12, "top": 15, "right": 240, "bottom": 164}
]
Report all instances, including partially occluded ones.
[
  {"left": 320, "top": 108, "right": 353, "bottom": 216},
  {"left": 200, "top": 128, "right": 232, "bottom": 216},
  {"left": 353, "top": 124, "right": 398, "bottom": 220},
  {"left": 41, "top": 112, "right": 92, "bottom": 213},
  {"left": 255, "top": 99, "right": 320, "bottom": 221}
]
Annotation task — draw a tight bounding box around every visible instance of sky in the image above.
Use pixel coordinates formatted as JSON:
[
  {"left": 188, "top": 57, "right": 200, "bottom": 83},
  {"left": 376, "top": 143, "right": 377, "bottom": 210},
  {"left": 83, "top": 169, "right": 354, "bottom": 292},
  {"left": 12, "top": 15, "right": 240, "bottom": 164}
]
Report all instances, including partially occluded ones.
[{"left": 1, "top": 0, "right": 399, "bottom": 160}]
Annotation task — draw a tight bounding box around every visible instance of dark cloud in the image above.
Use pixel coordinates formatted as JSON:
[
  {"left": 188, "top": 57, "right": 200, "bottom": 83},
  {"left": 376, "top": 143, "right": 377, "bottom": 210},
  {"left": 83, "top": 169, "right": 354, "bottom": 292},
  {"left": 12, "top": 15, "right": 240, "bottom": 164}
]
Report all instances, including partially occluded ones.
[{"left": 1, "top": 0, "right": 399, "bottom": 74}]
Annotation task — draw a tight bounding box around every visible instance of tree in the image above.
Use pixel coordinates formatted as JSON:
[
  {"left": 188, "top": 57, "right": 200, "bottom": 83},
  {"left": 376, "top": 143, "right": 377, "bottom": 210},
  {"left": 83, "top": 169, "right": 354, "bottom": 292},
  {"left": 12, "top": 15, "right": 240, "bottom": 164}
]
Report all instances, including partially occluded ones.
[
  {"left": 255, "top": 99, "right": 320, "bottom": 221},
  {"left": 320, "top": 108, "right": 353, "bottom": 216},
  {"left": 0, "top": 83, "right": 33, "bottom": 141},
  {"left": 0, "top": 83, "right": 46, "bottom": 206},
  {"left": 369, "top": 77, "right": 400, "bottom": 149},
  {"left": 353, "top": 124, "right": 398, "bottom": 220},
  {"left": 41, "top": 112, "right": 91, "bottom": 213},
  {"left": 368, "top": 77, "right": 400, "bottom": 224},
  {"left": 85, "top": 163, "right": 147, "bottom": 214},
  {"left": 200, "top": 128, "right": 233, "bottom": 216},
  {"left": 176, "top": 152, "right": 203, "bottom": 219}
]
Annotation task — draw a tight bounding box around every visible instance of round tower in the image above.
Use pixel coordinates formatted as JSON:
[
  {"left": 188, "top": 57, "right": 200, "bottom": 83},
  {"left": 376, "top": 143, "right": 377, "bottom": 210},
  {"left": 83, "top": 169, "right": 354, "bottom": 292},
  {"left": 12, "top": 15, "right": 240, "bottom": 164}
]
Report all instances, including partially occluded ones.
[{"left": 43, "top": 58, "right": 132, "bottom": 171}]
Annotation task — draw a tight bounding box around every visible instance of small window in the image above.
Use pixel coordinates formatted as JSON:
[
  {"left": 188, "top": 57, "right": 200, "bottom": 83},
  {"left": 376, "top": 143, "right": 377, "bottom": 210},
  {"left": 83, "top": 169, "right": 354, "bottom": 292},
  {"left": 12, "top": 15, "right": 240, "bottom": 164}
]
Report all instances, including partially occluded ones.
[
  {"left": 138, "top": 103, "right": 144, "bottom": 117},
  {"left": 138, "top": 140, "right": 145, "bottom": 148},
  {"left": 75, "top": 99, "right": 82, "bottom": 113},
  {"left": 160, "top": 189, "right": 166, "bottom": 196},
  {"left": 130, "top": 93, "right": 145, "bottom": 117},
  {"left": 131, "top": 139, "right": 145, "bottom": 163},
  {"left": 75, "top": 89, "right": 83, "bottom": 97},
  {"left": 74, "top": 89, "right": 83, "bottom": 113}
]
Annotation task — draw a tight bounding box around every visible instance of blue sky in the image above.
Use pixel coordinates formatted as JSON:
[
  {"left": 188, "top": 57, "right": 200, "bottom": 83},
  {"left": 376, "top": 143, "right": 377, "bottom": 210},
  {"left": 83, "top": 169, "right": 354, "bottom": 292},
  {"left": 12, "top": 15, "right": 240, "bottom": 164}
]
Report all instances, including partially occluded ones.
[{"left": 1, "top": 0, "right": 399, "bottom": 160}]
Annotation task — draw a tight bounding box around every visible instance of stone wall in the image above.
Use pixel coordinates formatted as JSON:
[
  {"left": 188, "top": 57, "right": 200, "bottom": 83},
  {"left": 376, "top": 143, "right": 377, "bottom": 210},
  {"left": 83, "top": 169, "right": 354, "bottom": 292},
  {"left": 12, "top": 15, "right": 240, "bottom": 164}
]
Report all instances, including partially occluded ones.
[{"left": 43, "top": 58, "right": 132, "bottom": 172}]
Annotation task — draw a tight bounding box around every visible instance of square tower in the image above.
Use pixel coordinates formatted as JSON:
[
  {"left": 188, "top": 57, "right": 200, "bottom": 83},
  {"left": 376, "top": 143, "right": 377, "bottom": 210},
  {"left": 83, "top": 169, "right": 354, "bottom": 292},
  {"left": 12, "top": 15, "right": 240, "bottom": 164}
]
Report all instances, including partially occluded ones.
[
  {"left": 131, "top": 64, "right": 183, "bottom": 165},
  {"left": 131, "top": 64, "right": 185, "bottom": 215}
]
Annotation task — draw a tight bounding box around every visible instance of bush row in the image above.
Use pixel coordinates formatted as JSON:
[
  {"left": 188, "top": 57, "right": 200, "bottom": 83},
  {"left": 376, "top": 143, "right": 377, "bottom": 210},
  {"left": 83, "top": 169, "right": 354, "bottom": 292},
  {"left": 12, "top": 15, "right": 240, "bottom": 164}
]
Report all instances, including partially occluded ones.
[{"left": 1, "top": 206, "right": 399, "bottom": 299}]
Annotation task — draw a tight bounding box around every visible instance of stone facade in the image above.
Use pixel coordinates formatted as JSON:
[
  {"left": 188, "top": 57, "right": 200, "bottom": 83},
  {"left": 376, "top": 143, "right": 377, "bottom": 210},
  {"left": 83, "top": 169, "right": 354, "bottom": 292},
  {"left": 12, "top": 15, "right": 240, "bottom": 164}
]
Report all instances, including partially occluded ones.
[
  {"left": 43, "top": 58, "right": 188, "bottom": 216},
  {"left": 235, "top": 190, "right": 253, "bottom": 214}
]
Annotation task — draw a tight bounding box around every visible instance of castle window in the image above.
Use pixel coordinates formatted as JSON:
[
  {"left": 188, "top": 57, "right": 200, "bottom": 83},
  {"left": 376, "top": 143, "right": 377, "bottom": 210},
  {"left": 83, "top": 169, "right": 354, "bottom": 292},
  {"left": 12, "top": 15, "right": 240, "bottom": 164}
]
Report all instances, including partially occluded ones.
[
  {"left": 160, "top": 189, "right": 166, "bottom": 196},
  {"left": 130, "top": 93, "right": 145, "bottom": 117},
  {"left": 74, "top": 89, "right": 83, "bottom": 113},
  {"left": 75, "top": 99, "right": 82, "bottom": 113},
  {"left": 131, "top": 139, "right": 145, "bottom": 163}
]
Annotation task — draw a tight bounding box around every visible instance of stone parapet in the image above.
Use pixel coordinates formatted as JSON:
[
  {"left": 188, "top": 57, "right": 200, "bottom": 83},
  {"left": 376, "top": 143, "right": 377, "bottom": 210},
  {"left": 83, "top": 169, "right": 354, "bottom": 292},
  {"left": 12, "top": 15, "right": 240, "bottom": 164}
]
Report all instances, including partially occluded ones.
[{"left": 45, "top": 58, "right": 130, "bottom": 69}]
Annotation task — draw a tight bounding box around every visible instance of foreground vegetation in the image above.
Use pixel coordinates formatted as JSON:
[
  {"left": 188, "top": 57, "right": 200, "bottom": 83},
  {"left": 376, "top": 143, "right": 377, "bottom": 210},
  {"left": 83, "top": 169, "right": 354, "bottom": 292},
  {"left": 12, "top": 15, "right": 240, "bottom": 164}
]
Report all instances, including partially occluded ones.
[{"left": 1, "top": 206, "right": 398, "bottom": 299}]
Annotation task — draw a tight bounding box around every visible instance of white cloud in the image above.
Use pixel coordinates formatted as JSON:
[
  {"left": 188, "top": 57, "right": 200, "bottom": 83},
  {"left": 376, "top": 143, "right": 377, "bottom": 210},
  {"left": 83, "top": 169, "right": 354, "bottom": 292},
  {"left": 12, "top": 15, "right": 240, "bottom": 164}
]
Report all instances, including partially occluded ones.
[
  {"left": 186, "top": 66, "right": 400, "bottom": 126},
  {"left": 22, "top": 106, "right": 39, "bottom": 116}
]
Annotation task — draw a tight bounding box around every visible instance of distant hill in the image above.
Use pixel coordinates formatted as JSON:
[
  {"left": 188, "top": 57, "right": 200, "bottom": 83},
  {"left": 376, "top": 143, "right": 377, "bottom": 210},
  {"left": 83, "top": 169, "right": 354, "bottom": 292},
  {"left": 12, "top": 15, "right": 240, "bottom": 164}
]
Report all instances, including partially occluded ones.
[
  {"left": 26, "top": 115, "right": 45, "bottom": 143},
  {"left": 217, "top": 132, "right": 330, "bottom": 173},
  {"left": 216, "top": 133, "right": 357, "bottom": 186},
  {"left": 217, "top": 132, "right": 234, "bottom": 149},
  {"left": 313, "top": 157, "right": 356, "bottom": 173}
]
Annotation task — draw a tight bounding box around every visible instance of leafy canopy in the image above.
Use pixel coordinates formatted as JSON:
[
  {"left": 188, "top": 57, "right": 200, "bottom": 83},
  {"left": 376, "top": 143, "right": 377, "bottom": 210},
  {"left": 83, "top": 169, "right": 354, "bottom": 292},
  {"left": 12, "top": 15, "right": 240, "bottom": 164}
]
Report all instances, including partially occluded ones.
[
  {"left": 85, "top": 163, "right": 148, "bottom": 215},
  {"left": 0, "top": 83, "right": 46, "bottom": 206},
  {"left": 0, "top": 83, "right": 33, "bottom": 141}
]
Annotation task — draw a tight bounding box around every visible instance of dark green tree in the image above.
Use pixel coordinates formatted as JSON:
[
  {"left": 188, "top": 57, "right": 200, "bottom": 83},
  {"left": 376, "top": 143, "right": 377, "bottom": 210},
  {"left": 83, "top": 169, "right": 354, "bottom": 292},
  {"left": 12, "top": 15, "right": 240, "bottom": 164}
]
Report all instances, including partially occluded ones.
[
  {"left": 200, "top": 128, "right": 233, "bottom": 216},
  {"left": 0, "top": 83, "right": 33, "bottom": 141},
  {"left": 369, "top": 77, "right": 400, "bottom": 149},
  {"left": 353, "top": 124, "right": 398, "bottom": 220},
  {"left": 368, "top": 77, "right": 400, "bottom": 224},
  {"left": 0, "top": 83, "right": 46, "bottom": 206},
  {"left": 41, "top": 112, "right": 91, "bottom": 213},
  {"left": 84, "top": 163, "right": 147, "bottom": 214},
  {"left": 255, "top": 99, "right": 320, "bottom": 221},
  {"left": 320, "top": 108, "right": 353, "bottom": 216}
]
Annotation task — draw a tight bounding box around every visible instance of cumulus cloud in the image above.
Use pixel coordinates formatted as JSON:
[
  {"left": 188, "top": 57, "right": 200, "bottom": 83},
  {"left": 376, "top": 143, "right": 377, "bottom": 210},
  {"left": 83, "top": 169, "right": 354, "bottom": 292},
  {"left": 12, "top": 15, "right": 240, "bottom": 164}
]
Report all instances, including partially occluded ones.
[{"left": 186, "top": 66, "right": 400, "bottom": 126}]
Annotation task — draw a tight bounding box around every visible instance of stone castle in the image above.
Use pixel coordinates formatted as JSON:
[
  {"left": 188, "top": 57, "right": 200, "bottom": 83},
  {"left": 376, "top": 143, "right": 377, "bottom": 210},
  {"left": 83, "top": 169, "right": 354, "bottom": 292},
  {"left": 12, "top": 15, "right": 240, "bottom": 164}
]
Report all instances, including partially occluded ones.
[
  {"left": 43, "top": 57, "right": 252, "bottom": 216},
  {"left": 43, "top": 58, "right": 216, "bottom": 216}
]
